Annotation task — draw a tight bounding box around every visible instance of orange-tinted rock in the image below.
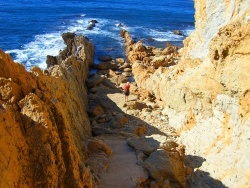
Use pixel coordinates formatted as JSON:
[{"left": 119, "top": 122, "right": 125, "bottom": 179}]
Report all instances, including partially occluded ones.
[{"left": 0, "top": 33, "right": 98, "bottom": 187}]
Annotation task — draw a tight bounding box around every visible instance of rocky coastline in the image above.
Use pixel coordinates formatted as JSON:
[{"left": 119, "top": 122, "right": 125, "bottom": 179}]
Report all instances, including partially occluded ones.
[
  {"left": 0, "top": 33, "right": 100, "bottom": 187},
  {"left": 0, "top": 0, "right": 249, "bottom": 188}
]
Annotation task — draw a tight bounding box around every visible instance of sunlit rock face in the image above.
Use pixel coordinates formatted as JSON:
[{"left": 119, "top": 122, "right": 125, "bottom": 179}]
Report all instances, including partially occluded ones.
[
  {"left": 182, "top": 0, "right": 250, "bottom": 59},
  {"left": 129, "top": 1, "right": 250, "bottom": 187},
  {"left": 0, "top": 34, "right": 98, "bottom": 187}
]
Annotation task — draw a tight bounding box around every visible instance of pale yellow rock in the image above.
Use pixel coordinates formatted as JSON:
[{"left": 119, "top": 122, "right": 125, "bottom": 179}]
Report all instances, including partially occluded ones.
[{"left": 129, "top": 2, "right": 250, "bottom": 188}]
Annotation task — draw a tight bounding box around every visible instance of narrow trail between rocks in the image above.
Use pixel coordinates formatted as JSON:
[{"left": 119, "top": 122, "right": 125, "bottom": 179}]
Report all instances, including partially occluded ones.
[
  {"left": 96, "top": 88, "right": 147, "bottom": 188},
  {"left": 98, "top": 135, "right": 148, "bottom": 188},
  {"left": 88, "top": 76, "right": 184, "bottom": 187},
  {"left": 107, "top": 92, "right": 137, "bottom": 110}
]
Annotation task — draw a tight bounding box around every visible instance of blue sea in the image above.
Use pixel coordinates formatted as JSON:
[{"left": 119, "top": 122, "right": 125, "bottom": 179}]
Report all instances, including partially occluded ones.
[{"left": 0, "top": 0, "right": 194, "bottom": 69}]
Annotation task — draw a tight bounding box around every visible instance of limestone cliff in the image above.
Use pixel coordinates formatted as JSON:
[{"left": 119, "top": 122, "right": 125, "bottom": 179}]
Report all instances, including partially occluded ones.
[
  {"left": 125, "top": 1, "right": 250, "bottom": 188},
  {"left": 182, "top": 0, "right": 250, "bottom": 59},
  {"left": 0, "top": 34, "right": 103, "bottom": 187}
]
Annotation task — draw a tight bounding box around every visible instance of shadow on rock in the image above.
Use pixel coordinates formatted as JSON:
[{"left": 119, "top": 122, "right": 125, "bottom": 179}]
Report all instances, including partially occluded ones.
[
  {"left": 186, "top": 155, "right": 228, "bottom": 188},
  {"left": 86, "top": 75, "right": 188, "bottom": 187}
]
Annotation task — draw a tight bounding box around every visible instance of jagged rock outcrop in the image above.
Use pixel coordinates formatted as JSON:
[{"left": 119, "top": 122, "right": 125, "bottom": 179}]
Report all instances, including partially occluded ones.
[
  {"left": 0, "top": 34, "right": 110, "bottom": 187},
  {"left": 121, "top": 29, "right": 181, "bottom": 68},
  {"left": 124, "top": 2, "right": 250, "bottom": 188}
]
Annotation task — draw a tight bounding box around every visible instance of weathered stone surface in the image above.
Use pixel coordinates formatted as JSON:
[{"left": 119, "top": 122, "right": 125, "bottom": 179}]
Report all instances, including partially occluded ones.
[
  {"left": 123, "top": 68, "right": 132, "bottom": 72},
  {"left": 122, "top": 71, "right": 131, "bottom": 77},
  {"left": 86, "top": 74, "right": 105, "bottom": 87},
  {"left": 106, "top": 113, "right": 128, "bottom": 129},
  {"left": 97, "top": 61, "right": 117, "bottom": 70},
  {"left": 46, "top": 55, "right": 58, "bottom": 67},
  {"left": 0, "top": 78, "right": 22, "bottom": 104},
  {"left": 87, "top": 20, "right": 98, "bottom": 30},
  {"left": 120, "top": 62, "right": 131, "bottom": 69},
  {"left": 115, "top": 58, "right": 125, "bottom": 64},
  {"left": 127, "top": 135, "right": 167, "bottom": 155},
  {"left": 162, "top": 46, "right": 177, "bottom": 55},
  {"left": 182, "top": 0, "right": 250, "bottom": 59},
  {"left": 127, "top": 2, "right": 250, "bottom": 188},
  {"left": 173, "top": 30, "right": 184, "bottom": 36},
  {"left": 121, "top": 30, "right": 179, "bottom": 68},
  {"left": 143, "top": 149, "right": 186, "bottom": 187},
  {"left": 88, "top": 102, "right": 104, "bottom": 117},
  {"left": 87, "top": 138, "right": 112, "bottom": 156},
  {"left": 150, "top": 55, "right": 167, "bottom": 68},
  {"left": 133, "top": 124, "right": 147, "bottom": 136},
  {"left": 0, "top": 34, "right": 97, "bottom": 187}
]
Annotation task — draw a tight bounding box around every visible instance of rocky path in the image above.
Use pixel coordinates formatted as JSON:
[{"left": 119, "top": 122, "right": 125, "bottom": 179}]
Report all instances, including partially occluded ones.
[
  {"left": 98, "top": 135, "right": 148, "bottom": 188},
  {"left": 87, "top": 72, "right": 188, "bottom": 187},
  {"left": 92, "top": 86, "right": 147, "bottom": 188}
]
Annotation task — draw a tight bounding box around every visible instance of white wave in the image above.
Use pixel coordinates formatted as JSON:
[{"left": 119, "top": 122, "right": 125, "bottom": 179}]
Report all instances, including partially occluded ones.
[
  {"left": 69, "top": 17, "right": 121, "bottom": 40},
  {"left": 183, "top": 29, "right": 194, "bottom": 36},
  {"left": 148, "top": 29, "right": 187, "bottom": 42},
  {"left": 77, "top": 20, "right": 84, "bottom": 24},
  {"left": 149, "top": 28, "right": 195, "bottom": 42},
  {"left": 6, "top": 32, "right": 65, "bottom": 70}
]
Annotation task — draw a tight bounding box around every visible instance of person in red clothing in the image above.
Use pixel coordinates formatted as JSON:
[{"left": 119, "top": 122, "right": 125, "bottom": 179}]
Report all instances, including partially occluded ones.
[{"left": 123, "top": 82, "right": 130, "bottom": 102}]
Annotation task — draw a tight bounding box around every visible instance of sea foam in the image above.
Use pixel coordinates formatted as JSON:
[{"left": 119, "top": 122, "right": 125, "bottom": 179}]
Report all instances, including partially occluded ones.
[
  {"left": 6, "top": 32, "right": 65, "bottom": 70},
  {"left": 6, "top": 15, "right": 193, "bottom": 70}
]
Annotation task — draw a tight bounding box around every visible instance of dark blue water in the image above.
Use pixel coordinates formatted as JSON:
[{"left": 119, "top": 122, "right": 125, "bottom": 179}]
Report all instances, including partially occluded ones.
[{"left": 0, "top": 0, "right": 194, "bottom": 69}]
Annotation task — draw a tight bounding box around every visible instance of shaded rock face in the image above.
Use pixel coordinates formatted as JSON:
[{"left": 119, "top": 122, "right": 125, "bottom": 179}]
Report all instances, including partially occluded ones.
[
  {"left": 0, "top": 34, "right": 102, "bottom": 187},
  {"left": 124, "top": 2, "right": 250, "bottom": 188}
]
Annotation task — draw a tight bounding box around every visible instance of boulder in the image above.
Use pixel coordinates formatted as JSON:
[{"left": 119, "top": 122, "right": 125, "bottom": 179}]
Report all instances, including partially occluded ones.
[
  {"left": 98, "top": 55, "right": 112, "bottom": 62},
  {"left": 87, "top": 23, "right": 95, "bottom": 30},
  {"left": 87, "top": 102, "right": 104, "bottom": 117},
  {"left": 151, "top": 56, "right": 167, "bottom": 68},
  {"left": 133, "top": 124, "right": 147, "bottom": 136},
  {"left": 127, "top": 136, "right": 160, "bottom": 155},
  {"left": 97, "top": 61, "right": 117, "bottom": 70},
  {"left": 116, "top": 23, "right": 123, "bottom": 27},
  {"left": 46, "top": 55, "right": 58, "bottom": 68},
  {"left": 127, "top": 134, "right": 176, "bottom": 154},
  {"left": 120, "top": 62, "right": 131, "bottom": 69},
  {"left": 90, "top": 19, "right": 98, "bottom": 24},
  {"left": 122, "top": 72, "right": 131, "bottom": 77},
  {"left": 87, "top": 138, "right": 112, "bottom": 156},
  {"left": 114, "top": 113, "right": 128, "bottom": 125},
  {"left": 106, "top": 113, "right": 128, "bottom": 129},
  {"left": 123, "top": 68, "right": 132, "bottom": 72},
  {"left": 87, "top": 20, "right": 98, "bottom": 30},
  {"left": 115, "top": 58, "right": 125, "bottom": 64},
  {"left": 0, "top": 78, "right": 22, "bottom": 104},
  {"left": 62, "top": 32, "right": 76, "bottom": 46},
  {"left": 143, "top": 149, "right": 186, "bottom": 187},
  {"left": 162, "top": 46, "right": 178, "bottom": 55},
  {"left": 86, "top": 74, "right": 105, "bottom": 87},
  {"left": 173, "top": 30, "right": 184, "bottom": 36}
]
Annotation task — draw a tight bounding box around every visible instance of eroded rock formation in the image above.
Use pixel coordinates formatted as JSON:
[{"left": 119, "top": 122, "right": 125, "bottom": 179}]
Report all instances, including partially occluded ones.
[
  {"left": 122, "top": 2, "right": 250, "bottom": 188},
  {"left": 0, "top": 34, "right": 110, "bottom": 187}
]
